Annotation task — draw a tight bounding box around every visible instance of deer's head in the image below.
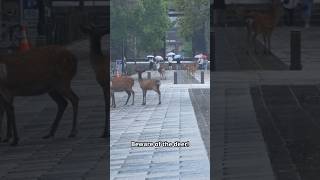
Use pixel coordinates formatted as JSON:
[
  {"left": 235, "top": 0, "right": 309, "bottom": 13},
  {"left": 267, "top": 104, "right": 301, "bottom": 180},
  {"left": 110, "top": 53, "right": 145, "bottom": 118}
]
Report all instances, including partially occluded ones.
[
  {"left": 80, "top": 23, "right": 109, "bottom": 54},
  {"left": 80, "top": 23, "right": 108, "bottom": 41}
]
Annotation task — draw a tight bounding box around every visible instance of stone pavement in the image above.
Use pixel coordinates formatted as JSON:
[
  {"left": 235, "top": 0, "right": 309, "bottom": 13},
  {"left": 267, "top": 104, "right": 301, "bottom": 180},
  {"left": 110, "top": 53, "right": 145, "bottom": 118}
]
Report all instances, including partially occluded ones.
[
  {"left": 110, "top": 70, "right": 210, "bottom": 180},
  {"left": 211, "top": 26, "right": 320, "bottom": 179},
  {"left": 264, "top": 27, "right": 320, "bottom": 70},
  {"left": 0, "top": 39, "right": 107, "bottom": 180},
  {"left": 212, "top": 70, "right": 320, "bottom": 180}
]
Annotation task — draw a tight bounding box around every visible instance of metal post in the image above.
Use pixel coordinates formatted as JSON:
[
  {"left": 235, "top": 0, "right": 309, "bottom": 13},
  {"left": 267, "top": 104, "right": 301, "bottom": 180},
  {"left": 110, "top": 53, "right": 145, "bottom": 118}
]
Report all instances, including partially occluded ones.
[
  {"left": 147, "top": 72, "right": 151, "bottom": 79},
  {"left": 201, "top": 71, "right": 204, "bottom": 84},
  {"left": 290, "top": 30, "right": 302, "bottom": 70},
  {"left": 174, "top": 71, "right": 177, "bottom": 84}
]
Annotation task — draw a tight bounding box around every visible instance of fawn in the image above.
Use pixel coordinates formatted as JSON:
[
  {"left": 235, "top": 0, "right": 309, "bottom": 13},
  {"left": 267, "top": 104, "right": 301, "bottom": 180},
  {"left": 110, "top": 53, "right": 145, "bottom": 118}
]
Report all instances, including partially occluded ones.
[
  {"left": 136, "top": 70, "right": 161, "bottom": 105},
  {"left": 80, "top": 24, "right": 109, "bottom": 138},
  {"left": 0, "top": 46, "right": 79, "bottom": 146},
  {"left": 244, "top": 1, "right": 283, "bottom": 54}
]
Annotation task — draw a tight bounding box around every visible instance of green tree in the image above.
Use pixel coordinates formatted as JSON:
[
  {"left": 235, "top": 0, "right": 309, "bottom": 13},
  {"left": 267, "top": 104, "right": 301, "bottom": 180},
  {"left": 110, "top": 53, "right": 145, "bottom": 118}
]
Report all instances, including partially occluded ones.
[
  {"left": 173, "top": 0, "right": 210, "bottom": 55},
  {"left": 110, "top": 0, "right": 170, "bottom": 59}
]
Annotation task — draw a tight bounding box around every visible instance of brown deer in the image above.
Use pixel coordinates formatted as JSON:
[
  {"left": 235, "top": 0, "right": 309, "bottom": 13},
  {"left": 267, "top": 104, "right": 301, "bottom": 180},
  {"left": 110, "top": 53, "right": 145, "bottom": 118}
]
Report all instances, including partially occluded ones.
[
  {"left": 136, "top": 70, "right": 161, "bottom": 105},
  {"left": 0, "top": 46, "right": 79, "bottom": 146},
  {"left": 110, "top": 76, "right": 135, "bottom": 108},
  {"left": 185, "top": 63, "right": 197, "bottom": 76},
  {"left": 80, "top": 24, "right": 109, "bottom": 138},
  {"left": 244, "top": 1, "right": 283, "bottom": 54}
]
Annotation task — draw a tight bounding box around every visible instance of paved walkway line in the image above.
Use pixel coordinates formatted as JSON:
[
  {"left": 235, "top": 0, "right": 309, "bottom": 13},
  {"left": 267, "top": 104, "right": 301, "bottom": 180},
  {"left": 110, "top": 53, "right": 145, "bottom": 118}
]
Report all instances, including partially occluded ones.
[
  {"left": 110, "top": 84, "right": 210, "bottom": 180},
  {"left": 212, "top": 83, "right": 276, "bottom": 180}
]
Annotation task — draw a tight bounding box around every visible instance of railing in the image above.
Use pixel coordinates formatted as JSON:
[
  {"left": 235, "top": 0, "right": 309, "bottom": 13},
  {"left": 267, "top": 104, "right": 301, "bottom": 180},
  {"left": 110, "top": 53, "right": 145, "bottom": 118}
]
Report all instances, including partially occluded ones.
[{"left": 111, "top": 58, "right": 211, "bottom": 76}]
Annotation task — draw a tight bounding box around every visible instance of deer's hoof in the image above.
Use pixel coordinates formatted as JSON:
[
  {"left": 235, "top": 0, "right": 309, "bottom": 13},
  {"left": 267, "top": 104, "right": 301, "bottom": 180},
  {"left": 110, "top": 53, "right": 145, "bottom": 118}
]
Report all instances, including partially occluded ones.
[
  {"left": 10, "top": 138, "right": 19, "bottom": 146},
  {"left": 100, "top": 131, "right": 107, "bottom": 138},
  {"left": 68, "top": 131, "right": 77, "bottom": 138},
  {"left": 42, "top": 134, "right": 54, "bottom": 139},
  {"left": 158, "top": 102, "right": 161, "bottom": 105}
]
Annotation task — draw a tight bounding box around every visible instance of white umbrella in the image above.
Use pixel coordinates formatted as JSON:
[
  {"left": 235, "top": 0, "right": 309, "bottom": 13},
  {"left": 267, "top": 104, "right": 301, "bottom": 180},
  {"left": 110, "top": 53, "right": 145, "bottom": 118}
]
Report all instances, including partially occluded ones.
[
  {"left": 194, "top": 54, "right": 203, "bottom": 59},
  {"left": 167, "top": 52, "right": 175, "bottom": 57},
  {"left": 147, "top": 55, "right": 154, "bottom": 58},
  {"left": 155, "top": 56, "right": 164, "bottom": 61},
  {"left": 174, "top": 54, "right": 181, "bottom": 59}
]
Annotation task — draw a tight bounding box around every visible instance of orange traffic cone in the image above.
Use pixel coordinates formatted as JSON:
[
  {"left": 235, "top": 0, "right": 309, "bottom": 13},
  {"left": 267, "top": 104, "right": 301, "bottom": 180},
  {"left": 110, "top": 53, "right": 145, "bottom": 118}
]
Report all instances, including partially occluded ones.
[{"left": 19, "top": 25, "right": 31, "bottom": 52}]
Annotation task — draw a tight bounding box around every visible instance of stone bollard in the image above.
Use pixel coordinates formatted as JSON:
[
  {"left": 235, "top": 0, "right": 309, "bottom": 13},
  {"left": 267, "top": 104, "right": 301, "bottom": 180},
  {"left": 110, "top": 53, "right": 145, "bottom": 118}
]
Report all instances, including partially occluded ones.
[
  {"left": 201, "top": 71, "right": 204, "bottom": 84},
  {"left": 147, "top": 71, "right": 151, "bottom": 79},
  {"left": 174, "top": 71, "right": 177, "bottom": 84},
  {"left": 290, "top": 30, "right": 302, "bottom": 70}
]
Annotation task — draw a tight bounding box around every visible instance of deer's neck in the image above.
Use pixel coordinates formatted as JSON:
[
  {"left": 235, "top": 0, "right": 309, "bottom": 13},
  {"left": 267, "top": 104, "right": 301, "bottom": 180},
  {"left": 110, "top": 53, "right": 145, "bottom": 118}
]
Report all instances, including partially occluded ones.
[{"left": 90, "top": 40, "right": 103, "bottom": 56}]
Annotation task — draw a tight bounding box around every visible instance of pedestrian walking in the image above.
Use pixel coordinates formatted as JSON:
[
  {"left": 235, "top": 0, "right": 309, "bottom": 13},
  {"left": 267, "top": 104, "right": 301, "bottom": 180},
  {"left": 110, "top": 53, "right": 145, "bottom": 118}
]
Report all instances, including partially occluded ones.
[
  {"left": 168, "top": 55, "right": 173, "bottom": 70},
  {"left": 301, "top": 0, "right": 313, "bottom": 28},
  {"left": 282, "top": 0, "right": 299, "bottom": 26},
  {"left": 147, "top": 55, "right": 155, "bottom": 70},
  {"left": 174, "top": 54, "right": 182, "bottom": 70},
  {"left": 198, "top": 57, "right": 204, "bottom": 70}
]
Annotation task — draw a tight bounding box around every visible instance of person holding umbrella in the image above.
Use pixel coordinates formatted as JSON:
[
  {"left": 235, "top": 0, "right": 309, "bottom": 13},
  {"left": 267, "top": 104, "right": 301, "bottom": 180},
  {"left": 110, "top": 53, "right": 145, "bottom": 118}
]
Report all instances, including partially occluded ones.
[
  {"left": 167, "top": 52, "right": 175, "bottom": 70},
  {"left": 195, "top": 53, "right": 203, "bottom": 70},
  {"left": 155, "top": 55, "right": 163, "bottom": 70},
  {"left": 147, "top": 55, "right": 155, "bottom": 70},
  {"left": 174, "top": 54, "right": 182, "bottom": 70}
]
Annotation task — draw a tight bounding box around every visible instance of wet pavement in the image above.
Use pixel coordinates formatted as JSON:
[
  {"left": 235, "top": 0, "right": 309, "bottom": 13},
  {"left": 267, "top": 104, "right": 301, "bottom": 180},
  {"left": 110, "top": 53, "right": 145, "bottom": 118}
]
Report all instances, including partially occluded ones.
[
  {"left": 251, "top": 85, "right": 320, "bottom": 180},
  {"left": 110, "top": 70, "right": 210, "bottom": 180},
  {"left": 189, "top": 89, "right": 210, "bottom": 157}
]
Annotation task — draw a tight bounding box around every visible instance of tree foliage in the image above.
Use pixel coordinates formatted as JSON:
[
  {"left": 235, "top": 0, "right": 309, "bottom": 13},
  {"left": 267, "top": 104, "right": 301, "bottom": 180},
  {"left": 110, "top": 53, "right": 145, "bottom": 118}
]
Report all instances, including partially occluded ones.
[
  {"left": 110, "top": 0, "right": 170, "bottom": 58},
  {"left": 172, "top": 0, "right": 210, "bottom": 54}
]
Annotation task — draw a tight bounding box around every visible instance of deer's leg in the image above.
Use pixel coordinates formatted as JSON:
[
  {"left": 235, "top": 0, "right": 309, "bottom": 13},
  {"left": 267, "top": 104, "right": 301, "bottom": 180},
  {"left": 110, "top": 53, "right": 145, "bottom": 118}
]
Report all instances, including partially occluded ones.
[
  {"left": 268, "top": 35, "right": 271, "bottom": 54},
  {"left": 101, "top": 89, "right": 109, "bottom": 138},
  {"left": 263, "top": 35, "right": 267, "bottom": 54},
  {"left": 4, "top": 99, "right": 18, "bottom": 146},
  {"left": 111, "top": 91, "right": 116, "bottom": 108},
  {"left": 131, "top": 90, "right": 135, "bottom": 105},
  {"left": 1, "top": 95, "right": 13, "bottom": 143},
  {"left": 252, "top": 33, "right": 258, "bottom": 54},
  {"left": 246, "top": 26, "right": 251, "bottom": 54},
  {"left": 0, "top": 101, "right": 5, "bottom": 142},
  {"left": 142, "top": 90, "right": 146, "bottom": 105},
  {"left": 43, "top": 91, "right": 68, "bottom": 139},
  {"left": 124, "top": 91, "right": 131, "bottom": 105},
  {"left": 61, "top": 89, "right": 79, "bottom": 138},
  {"left": 4, "top": 109, "right": 11, "bottom": 143},
  {"left": 156, "top": 89, "right": 161, "bottom": 105}
]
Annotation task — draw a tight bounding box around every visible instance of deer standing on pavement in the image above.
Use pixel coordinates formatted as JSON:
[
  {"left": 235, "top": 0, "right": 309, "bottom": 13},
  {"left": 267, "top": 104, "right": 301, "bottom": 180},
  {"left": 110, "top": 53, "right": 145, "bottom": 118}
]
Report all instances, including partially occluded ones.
[
  {"left": 110, "top": 76, "right": 135, "bottom": 108},
  {"left": 136, "top": 70, "right": 161, "bottom": 105},
  {"left": 80, "top": 24, "right": 109, "bottom": 138},
  {"left": 244, "top": 1, "right": 283, "bottom": 54},
  {"left": 0, "top": 46, "right": 79, "bottom": 146}
]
